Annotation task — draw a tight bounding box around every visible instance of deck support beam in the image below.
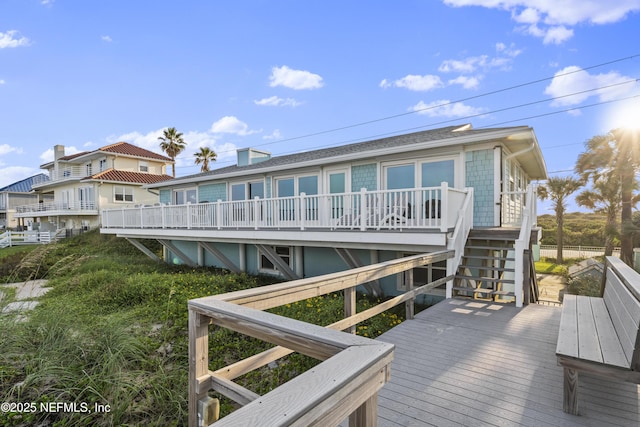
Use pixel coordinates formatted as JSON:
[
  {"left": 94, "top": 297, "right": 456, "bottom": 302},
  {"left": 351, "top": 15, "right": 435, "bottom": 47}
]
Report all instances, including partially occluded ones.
[
  {"left": 255, "top": 244, "right": 300, "bottom": 280},
  {"left": 335, "top": 248, "right": 383, "bottom": 297},
  {"left": 125, "top": 238, "right": 161, "bottom": 262},
  {"left": 158, "top": 239, "right": 198, "bottom": 267},
  {"left": 200, "top": 242, "right": 242, "bottom": 273}
]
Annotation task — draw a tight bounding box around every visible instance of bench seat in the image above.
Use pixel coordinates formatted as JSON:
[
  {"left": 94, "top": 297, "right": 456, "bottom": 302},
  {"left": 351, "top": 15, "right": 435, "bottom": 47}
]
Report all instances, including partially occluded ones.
[{"left": 556, "top": 257, "right": 640, "bottom": 415}]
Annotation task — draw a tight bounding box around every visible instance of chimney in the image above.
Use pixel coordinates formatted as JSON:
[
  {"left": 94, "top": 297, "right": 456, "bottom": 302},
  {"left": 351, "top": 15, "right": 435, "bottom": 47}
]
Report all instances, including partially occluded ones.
[{"left": 54, "top": 145, "right": 65, "bottom": 161}]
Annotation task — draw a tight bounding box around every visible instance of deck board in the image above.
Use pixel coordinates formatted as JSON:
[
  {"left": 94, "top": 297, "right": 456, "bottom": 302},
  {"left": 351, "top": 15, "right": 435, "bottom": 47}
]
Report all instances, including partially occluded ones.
[{"left": 372, "top": 298, "right": 640, "bottom": 426}]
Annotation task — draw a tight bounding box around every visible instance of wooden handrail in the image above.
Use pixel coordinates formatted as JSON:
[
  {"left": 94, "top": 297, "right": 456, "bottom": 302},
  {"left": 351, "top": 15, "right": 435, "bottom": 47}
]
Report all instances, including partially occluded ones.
[{"left": 188, "top": 250, "right": 454, "bottom": 426}]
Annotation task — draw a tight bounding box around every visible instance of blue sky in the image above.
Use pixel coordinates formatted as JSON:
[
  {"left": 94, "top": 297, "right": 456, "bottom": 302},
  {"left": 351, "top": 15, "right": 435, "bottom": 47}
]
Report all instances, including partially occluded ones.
[{"left": 1, "top": 0, "right": 640, "bottom": 214}]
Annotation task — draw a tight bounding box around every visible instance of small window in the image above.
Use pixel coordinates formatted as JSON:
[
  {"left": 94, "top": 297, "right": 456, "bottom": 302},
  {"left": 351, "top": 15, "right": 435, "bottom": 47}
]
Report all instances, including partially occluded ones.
[
  {"left": 259, "top": 246, "right": 291, "bottom": 272},
  {"left": 139, "top": 161, "right": 149, "bottom": 173},
  {"left": 86, "top": 163, "right": 93, "bottom": 177},
  {"left": 115, "top": 186, "right": 134, "bottom": 202},
  {"left": 99, "top": 159, "right": 108, "bottom": 172}
]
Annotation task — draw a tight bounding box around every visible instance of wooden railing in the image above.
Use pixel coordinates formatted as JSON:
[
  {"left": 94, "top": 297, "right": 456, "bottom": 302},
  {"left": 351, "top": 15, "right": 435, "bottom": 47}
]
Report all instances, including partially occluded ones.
[
  {"left": 188, "top": 250, "right": 454, "bottom": 426},
  {"left": 103, "top": 184, "right": 469, "bottom": 232}
]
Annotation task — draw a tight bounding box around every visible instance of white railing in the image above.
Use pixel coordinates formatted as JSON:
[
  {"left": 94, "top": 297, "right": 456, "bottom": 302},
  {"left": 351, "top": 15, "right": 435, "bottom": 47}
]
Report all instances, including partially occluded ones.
[
  {"left": 32, "top": 166, "right": 87, "bottom": 186},
  {"left": 102, "top": 183, "right": 470, "bottom": 232},
  {"left": 539, "top": 245, "right": 621, "bottom": 259},
  {"left": 513, "top": 184, "right": 536, "bottom": 307},
  {"left": 446, "top": 188, "right": 474, "bottom": 298},
  {"left": 16, "top": 200, "right": 97, "bottom": 214},
  {"left": 502, "top": 190, "right": 528, "bottom": 226},
  {"left": 0, "top": 230, "right": 58, "bottom": 247}
]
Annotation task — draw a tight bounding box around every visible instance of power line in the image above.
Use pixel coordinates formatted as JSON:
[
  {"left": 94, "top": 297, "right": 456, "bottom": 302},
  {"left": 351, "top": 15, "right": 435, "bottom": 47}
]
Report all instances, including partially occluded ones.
[{"left": 174, "top": 54, "right": 640, "bottom": 170}]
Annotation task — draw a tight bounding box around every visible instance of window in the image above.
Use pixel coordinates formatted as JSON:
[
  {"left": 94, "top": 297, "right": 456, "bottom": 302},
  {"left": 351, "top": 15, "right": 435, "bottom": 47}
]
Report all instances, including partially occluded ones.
[
  {"left": 86, "top": 163, "right": 93, "bottom": 177},
  {"left": 99, "top": 158, "right": 108, "bottom": 172},
  {"left": 259, "top": 246, "right": 292, "bottom": 273},
  {"left": 115, "top": 186, "right": 134, "bottom": 202},
  {"left": 385, "top": 164, "right": 415, "bottom": 190},
  {"left": 173, "top": 188, "right": 197, "bottom": 204},
  {"left": 421, "top": 160, "right": 454, "bottom": 187},
  {"left": 139, "top": 161, "right": 149, "bottom": 173}
]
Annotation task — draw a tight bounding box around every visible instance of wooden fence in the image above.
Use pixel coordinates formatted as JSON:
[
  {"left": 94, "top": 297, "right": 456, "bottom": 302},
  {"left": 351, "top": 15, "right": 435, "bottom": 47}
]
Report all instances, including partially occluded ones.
[{"left": 188, "top": 250, "right": 454, "bottom": 426}]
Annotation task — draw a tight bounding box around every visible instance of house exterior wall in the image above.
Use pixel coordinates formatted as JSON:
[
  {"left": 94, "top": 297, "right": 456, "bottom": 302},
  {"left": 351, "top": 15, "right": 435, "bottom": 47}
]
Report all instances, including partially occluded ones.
[
  {"left": 465, "top": 149, "right": 495, "bottom": 227},
  {"left": 351, "top": 163, "right": 378, "bottom": 191},
  {"left": 198, "top": 183, "right": 226, "bottom": 203}
]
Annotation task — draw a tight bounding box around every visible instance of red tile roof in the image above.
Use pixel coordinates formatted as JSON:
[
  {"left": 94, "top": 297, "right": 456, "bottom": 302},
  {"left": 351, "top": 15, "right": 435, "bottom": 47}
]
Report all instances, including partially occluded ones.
[
  {"left": 86, "top": 169, "right": 174, "bottom": 184},
  {"left": 99, "top": 142, "right": 173, "bottom": 161},
  {"left": 58, "top": 151, "right": 90, "bottom": 161}
]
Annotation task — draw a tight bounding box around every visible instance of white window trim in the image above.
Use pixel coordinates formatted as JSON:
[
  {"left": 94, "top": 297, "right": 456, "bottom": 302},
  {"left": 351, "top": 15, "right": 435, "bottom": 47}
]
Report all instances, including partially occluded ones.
[
  {"left": 114, "top": 186, "right": 134, "bottom": 203},
  {"left": 258, "top": 246, "right": 293, "bottom": 275},
  {"left": 380, "top": 155, "right": 458, "bottom": 190},
  {"left": 139, "top": 160, "right": 149, "bottom": 173}
]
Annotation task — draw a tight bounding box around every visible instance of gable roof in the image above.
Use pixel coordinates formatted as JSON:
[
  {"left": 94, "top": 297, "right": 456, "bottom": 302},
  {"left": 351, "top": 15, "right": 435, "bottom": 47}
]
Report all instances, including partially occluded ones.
[
  {"left": 149, "top": 124, "right": 547, "bottom": 188},
  {"left": 0, "top": 173, "right": 49, "bottom": 193},
  {"left": 84, "top": 169, "right": 174, "bottom": 184}
]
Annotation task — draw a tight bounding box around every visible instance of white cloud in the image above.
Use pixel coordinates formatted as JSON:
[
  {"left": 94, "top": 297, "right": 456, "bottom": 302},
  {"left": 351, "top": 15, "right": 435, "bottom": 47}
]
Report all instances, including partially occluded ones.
[
  {"left": 0, "top": 144, "right": 23, "bottom": 156},
  {"left": 409, "top": 100, "right": 484, "bottom": 118},
  {"left": 448, "top": 75, "right": 481, "bottom": 89},
  {"left": 380, "top": 74, "right": 444, "bottom": 91},
  {"left": 210, "top": 116, "right": 261, "bottom": 136},
  {"left": 0, "top": 79, "right": 5, "bottom": 85},
  {"left": 269, "top": 65, "right": 324, "bottom": 90},
  {"left": 0, "top": 166, "right": 41, "bottom": 189},
  {"left": 101, "top": 35, "right": 113, "bottom": 43},
  {"left": 0, "top": 30, "right": 30, "bottom": 49},
  {"left": 443, "top": 0, "right": 640, "bottom": 43},
  {"left": 263, "top": 129, "right": 282, "bottom": 140},
  {"left": 39, "top": 146, "right": 82, "bottom": 163},
  {"left": 544, "top": 66, "right": 637, "bottom": 107},
  {"left": 439, "top": 57, "right": 486, "bottom": 73},
  {"left": 254, "top": 96, "right": 302, "bottom": 107}
]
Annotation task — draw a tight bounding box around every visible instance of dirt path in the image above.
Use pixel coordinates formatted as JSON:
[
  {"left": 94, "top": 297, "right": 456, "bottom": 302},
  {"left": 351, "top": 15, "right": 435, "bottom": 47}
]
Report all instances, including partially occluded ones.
[
  {"left": 0, "top": 279, "right": 51, "bottom": 314},
  {"left": 537, "top": 274, "right": 567, "bottom": 304}
]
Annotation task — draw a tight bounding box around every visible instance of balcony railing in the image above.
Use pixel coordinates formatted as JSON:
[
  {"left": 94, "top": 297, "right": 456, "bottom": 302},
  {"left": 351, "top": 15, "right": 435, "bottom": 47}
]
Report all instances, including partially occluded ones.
[
  {"left": 16, "top": 200, "right": 97, "bottom": 214},
  {"left": 102, "top": 183, "right": 469, "bottom": 232},
  {"left": 32, "top": 166, "right": 89, "bottom": 187}
]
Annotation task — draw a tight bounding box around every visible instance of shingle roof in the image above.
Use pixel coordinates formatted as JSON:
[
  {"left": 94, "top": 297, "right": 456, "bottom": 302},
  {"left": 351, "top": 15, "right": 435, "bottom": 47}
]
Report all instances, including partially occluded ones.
[
  {"left": 0, "top": 173, "right": 49, "bottom": 192},
  {"left": 85, "top": 169, "right": 174, "bottom": 184}
]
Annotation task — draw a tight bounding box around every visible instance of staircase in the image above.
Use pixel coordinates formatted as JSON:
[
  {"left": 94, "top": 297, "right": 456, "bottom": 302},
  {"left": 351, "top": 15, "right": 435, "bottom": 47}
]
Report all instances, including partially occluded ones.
[{"left": 453, "top": 228, "right": 520, "bottom": 302}]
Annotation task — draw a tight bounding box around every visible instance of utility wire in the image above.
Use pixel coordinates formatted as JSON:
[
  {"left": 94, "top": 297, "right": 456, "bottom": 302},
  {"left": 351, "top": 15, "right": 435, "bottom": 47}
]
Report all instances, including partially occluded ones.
[{"left": 176, "top": 54, "right": 640, "bottom": 170}]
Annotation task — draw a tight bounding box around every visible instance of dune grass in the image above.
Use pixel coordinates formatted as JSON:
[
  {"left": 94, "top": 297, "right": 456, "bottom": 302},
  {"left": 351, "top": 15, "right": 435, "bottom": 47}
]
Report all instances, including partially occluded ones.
[{"left": 0, "top": 231, "right": 406, "bottom": 426}]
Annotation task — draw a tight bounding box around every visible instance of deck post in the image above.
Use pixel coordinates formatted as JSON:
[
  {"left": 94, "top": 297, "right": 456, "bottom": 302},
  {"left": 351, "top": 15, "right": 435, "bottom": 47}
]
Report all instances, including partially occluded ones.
[
  {"left": 563, "top": 367, "right": 579, "bottom": 415},
  {"left": 300, "top": 192, "right": 306, "bottom": 230},
  {"left": 189, "top": 310, "right": 210, "bottom": 427},
  {"left": 360, "top": 188, "right": 367, "bottom": 231},
  {"left": 348, "top": 393, "right": 378, "bottom": 426},
  {"left": 253, "top": 197, "right": 260, "bottom": 230},
  {"left": 216, "top": 200, "right": 222, "bottom": 230},
  {"left": 440, "top": 182, "right": 449, "bottom": 232},
  {"left": 345, "top": 286, "right": 356, "bottom": 334}
]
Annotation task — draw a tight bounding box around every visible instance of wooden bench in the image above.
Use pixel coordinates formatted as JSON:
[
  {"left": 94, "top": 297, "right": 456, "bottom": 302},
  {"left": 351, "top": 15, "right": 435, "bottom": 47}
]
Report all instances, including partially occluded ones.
[{"left": 556, "top": 256, "right": 640, "bottom": 415}]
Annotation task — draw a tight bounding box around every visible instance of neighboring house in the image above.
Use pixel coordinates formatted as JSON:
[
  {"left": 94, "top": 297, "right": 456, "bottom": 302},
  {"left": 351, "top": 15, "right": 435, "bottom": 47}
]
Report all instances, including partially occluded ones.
[
  {"left": 15, "top": 142, "right": 173, "bottom": 231},
  {"left": 101, "top": 124, "right": 547, "bottom": 307},
  {"left": 0, "top": 174, "right": 53, "bottom": 230}
]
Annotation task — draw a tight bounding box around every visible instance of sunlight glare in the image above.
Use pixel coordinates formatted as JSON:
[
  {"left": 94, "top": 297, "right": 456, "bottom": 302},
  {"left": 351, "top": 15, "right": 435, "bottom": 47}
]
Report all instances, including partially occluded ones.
[{"left": 604, "top": 98, "right": 640, "bottom": 131}]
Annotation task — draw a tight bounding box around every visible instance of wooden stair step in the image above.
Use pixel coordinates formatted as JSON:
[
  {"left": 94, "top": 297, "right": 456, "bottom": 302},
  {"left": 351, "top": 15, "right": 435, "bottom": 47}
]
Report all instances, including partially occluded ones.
[
  {"left": 461, "top": 255, "right": 515, "bottom": 262},
  {"left": 452, "top": 286, "right": 515, "bottom": 296},
  {"left": 455, "top": 275, "right": 515, "bottom": 284},
  {"left": 465, "top": 245, "right": 514, "bottom": 251},
  {"left": 458, "top": 265, "right": 515, "bottom": 272}
]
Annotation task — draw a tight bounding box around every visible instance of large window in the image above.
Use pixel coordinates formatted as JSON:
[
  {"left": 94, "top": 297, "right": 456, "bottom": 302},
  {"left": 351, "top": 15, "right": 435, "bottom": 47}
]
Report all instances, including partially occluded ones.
[
  {"left": 421, "top": 160, "right": 454, "bottom": 187},
  {"left": 173, "top": 188, "right": 197, "bottom": 204},
  {"left": 385, "top": 164, "right": 415, "bottom": 190}
]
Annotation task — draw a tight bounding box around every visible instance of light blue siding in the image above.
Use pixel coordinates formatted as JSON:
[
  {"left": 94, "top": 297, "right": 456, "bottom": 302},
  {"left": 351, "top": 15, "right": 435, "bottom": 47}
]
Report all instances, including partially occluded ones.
[
  {"left": 351, "top": 164, "right": 377, "bottom": 191},
  {"left": 199, "top": 183, "right": 227, "bottom": 202},
  {"left": 465, "top": 149, "right": 495, "bottom": 227}
]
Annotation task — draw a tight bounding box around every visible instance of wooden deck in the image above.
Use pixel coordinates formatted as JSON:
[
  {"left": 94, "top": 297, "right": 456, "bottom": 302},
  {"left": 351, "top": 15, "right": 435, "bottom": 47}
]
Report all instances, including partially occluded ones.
[{"left": 373, "top": 298, "right": 639, "bottom": 426}]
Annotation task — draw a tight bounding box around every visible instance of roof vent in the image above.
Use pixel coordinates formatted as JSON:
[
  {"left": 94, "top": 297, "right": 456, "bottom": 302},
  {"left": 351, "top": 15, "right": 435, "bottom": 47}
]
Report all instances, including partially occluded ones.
[{"left": 237, "top": 148, "right": 271, "bottom": 166}]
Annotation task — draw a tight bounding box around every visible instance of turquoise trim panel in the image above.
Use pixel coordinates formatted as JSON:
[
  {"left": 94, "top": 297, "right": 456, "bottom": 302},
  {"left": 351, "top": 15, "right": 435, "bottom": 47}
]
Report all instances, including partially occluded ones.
[
  {"left": 351, "top": 163, "right": 377, "bottom": 191},
  {"left": 199, "top": 183, "right": 227, "bottom": 202}
]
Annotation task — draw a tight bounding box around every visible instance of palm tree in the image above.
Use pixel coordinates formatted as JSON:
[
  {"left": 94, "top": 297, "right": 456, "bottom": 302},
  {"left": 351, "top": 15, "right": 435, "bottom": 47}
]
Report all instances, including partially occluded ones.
[
  {"left": 194, "top": 146, "right": 217, "bottom": 172},
  {"left": 575, "top": 175, "right": 623, "bottom": 256},
  {"left": 158, "top": 127, "right": 187, "bottom": 177},
  {"left": 538, "top": 176, "right": 583, "bottom": 264},
  {"left": 575, "top": 128, "right": 640, "bottom": 266}
]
